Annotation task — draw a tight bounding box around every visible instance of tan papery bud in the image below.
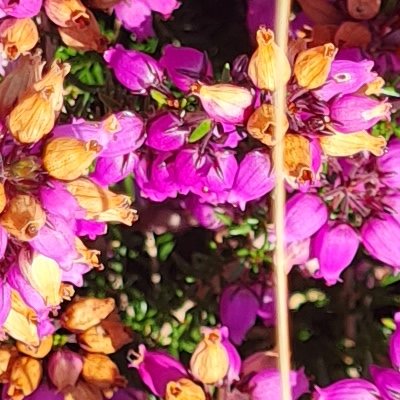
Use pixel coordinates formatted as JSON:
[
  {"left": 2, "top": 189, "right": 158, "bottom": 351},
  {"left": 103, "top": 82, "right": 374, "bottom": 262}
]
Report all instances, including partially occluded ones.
[
  {"left": 190, "top": 328, "right": 229, "bottom": 385},
  {"left": 78, "top": 313, "right": 133, "bottom": 354},
  {"left": 19, "top": 249, "right": 63, "bottom": 307},
  {"left": 82, "top": 353, "right": 127, "bottom": 390},
  {"left": 61, "top": 297, "right": 115, "bottom": 332},
  {"left": 284, "top": 134, "right": 313, "bottom": 183},
  {"left": 0, "top": 18, "right": 39, "bottom": 60},
  {"left": 166, "top": 378, "right": 206, "bottom": 400},
  {"left": 7, "top": 356, "right": 42, "bottom": 399},
  {"left": 43, "top": 137, "right": 101, "bottom": 181},
  {"left": 0, "top": 346, "right": 17, "bottom": 382},
  {"left": 44, "top": 0, "right": 90, "bottom": 27},
  {"left": 64, "top": 380, "right": 103, "bottom": 400},
  {"left": 319, "top": 131, "right": 386, "bottom": 157},
  {"left": 65, "top": 178, "right": 138, "bottom": 226},
  {"left": 294, "top": 43, "right": 337, "bottom": 89},
  {"left": 0, "top": 50, "right": 44, "bottom": 118},
  {"left": 58, "top": 10, "right": 107, "bottom": 52},
  {"left": 248, "top": 27, "right": 291, "bottom": 91},
  {"left": 4, "top": 291, "right": 39, "bottom": 346},
  {"left": 16, "top": 335, "right": 53, "bottom": 359},
  {"left": 0, "top": 195, "right": 45, "bottom": 241},
  {"left": 246, "top": 104, "right": 288, "bottom": 146}
]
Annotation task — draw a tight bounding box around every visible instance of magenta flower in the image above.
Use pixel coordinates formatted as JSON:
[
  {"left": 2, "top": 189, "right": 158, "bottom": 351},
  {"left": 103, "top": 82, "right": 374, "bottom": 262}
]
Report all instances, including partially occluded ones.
[
  {"left": 114, "top": 0, "right": 180, "bottom": 40},
  {"left": 111, "top": 388, "right": 147, "bottom": 400},
  {"left": 370, "top": 365, "right": 400, "bottom": 400},
  {"left": 314, "top": 378, "right": 381, "bottom": 399},
  {"left": 247, "top": 368, "right": 309, "bottom": 400},
  {"left": 0, "top": 0, "right": 42, "bottom": 18},
  {"left": 377, "top": 138, "right": 400, "bottom": 189},
  {"left": 104, "top": 45, "right": 164, "bottom": 94},
  {"left": 128, "top": 344, "right": 188, "bottom": 397},
  {"left": 160, "top": 44, "right": 213, "bottom": 92},
  {"left": 23, "top": 384, "right": 63, "bottom": 400},
  {"left": 389, "top": 312, "right": 400, "bottom": 371},
  {"left": 183, "top": 196, "right": 226, "bottom": 230},
  {"left": 311, "top": 223, "right": 359, "bottom": 285}
]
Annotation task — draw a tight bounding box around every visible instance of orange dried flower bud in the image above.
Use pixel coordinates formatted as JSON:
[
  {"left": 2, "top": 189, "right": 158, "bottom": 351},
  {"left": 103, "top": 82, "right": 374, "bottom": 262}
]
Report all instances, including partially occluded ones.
[
  {"left": 246, "top": 104, "right": 288, "bottom": 146},
  {"left": 78, "top": 313, "right": 133, "bottom": 354},
  {"left": 19, "top": 249, "right": 63, "bottom": 308},
  {"left": 0, "top": 50, "right": 44, "bottom": 118},
  {"left": 4, "top": 291, "right": 39, "bottom": 346},
  {"left": 82, "top": 353, "right": 127, "bottom": 390},
  {"left": 294, "top": 43, "right": 337, "bottom": 89},
  {"left": 284, "top": 134, "right": 313, "bottom": 184},
  {"left": 190, "top": 328, "right": 229, "bottom": 385},
  {"left": 166, "top": 378, "right": 206, "bottom": 400},
  {"left": 16, "top": 335, "right": 53, "bottom": 359},
  {"left": 248, "top": 27, "right": 291, "bottom": 91},
  {"left": 65, "top": 178, "right": 138, "bottom": 225},
  {"left": 0, "top": 346, "right": 17, "bottom": 382},
  {"left": 75, "top": 238, "right": 102, "bottom": 270},
  {"left": 0, "top": 18, "right": 39, "bottom": 60},
  {"left": 58, "top": 10, "right": 106, "bottom": 52},
  {"left": 347, "top": 0, "right": 381, "bottom": 20},
  {"left": 64, "top": 380, "right": 103, "bottom": 400},
  {"left": 0, "top": 183, "right": 6, "bottom": 214},
  {"left": 43, "top": 138, "right": 101, "bottom": 181},
  {"left": 0, "top": 195, "right": 45, "bottom": 241},
  {"left": 61, "top": 297, "right": 115, "bottom": 332},
  {"left": 7, "top": 356, "right": 42, "bottom": 400},
  {"left": 44, "top": 0, "right": 90, "bottom": 27},
  {"left": 319, "top": 131, "right": 386, "bottom": 157}
]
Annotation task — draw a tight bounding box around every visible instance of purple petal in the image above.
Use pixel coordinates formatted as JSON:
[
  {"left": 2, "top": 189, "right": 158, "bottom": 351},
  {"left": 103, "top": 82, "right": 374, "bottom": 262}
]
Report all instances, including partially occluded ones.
[
  {"left": 0, "top": 280, "right": 11, "bottom": 326},
  {"left": 4, "top": 0, "right": 42, "bottom": 18},
  {"left": 75, "top": 219, "right": 107, "bottom": 240},
  {"left": 390, "top": 312, "right": 400, "bottom": 370},
  {"left": 183, "top": 196, "right": 225, "bottom": 230},
  {"left": 370, "top": 365, "right": 400, "bottom": 400},
  {"left": 377, "top": 138, "right": 400, "bottom": 189},
  {"left": 24, "top": 384, "right": 63, "bottom": 400},
  {"left": 144, "top": 0, "right": 180, "bottom": 17},
  {"left": 314, "top": 378, "right": 381, "bottom": 400},
  {"left": 311, "top": 223, "right": 359, "bottom": 285}
]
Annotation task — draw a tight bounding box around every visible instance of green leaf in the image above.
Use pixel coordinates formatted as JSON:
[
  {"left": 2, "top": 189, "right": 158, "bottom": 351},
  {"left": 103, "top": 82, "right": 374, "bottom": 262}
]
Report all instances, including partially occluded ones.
[
  {"left": 188, "top": 119, "right": 213, "bottom": 143},
  {"left": 159, "top": 241, "right": 175, "bottom": 262},
  {"left": 150, "top": 89, "right": 168, "bottom": 106},
  {"left": 381, "top": 87, "right": 400, "bottom": 97}
]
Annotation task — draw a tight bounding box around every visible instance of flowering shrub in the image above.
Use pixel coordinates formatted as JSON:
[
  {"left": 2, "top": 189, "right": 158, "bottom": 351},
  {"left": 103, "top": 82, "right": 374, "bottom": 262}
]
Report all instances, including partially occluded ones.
[{"left": 0, "top": 0, "right": 399, "bottom": 399}]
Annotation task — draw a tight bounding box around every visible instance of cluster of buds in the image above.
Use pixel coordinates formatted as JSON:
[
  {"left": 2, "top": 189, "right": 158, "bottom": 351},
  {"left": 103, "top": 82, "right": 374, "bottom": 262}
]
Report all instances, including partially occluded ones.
[
  {"left": 0, "top": 297, "right": 134, "bottom": 400},
  {"left": 0, "top": 49, "right": 137, "bottom": 349},
  {"left": 128, "top": 326, "right": 308, "bottom": 399}
]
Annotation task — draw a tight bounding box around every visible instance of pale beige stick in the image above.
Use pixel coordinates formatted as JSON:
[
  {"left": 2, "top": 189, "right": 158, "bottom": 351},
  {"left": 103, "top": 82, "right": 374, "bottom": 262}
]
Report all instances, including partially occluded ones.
[{"left": 273, "top": 0, "right": 292, "bottom": 399}]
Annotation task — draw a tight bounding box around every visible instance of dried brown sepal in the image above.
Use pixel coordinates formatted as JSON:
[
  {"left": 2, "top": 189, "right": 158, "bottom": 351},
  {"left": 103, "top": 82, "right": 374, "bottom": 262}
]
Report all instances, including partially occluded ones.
[
  {"left": 334, "top": 22, "right": 372, "bottom": 49},
  {"left": 86, "top": 0, "right": 120, "bottom": 10},
  {"left": 347, "top": 0, "right": 381, "bottom": 20},
  {"left": 297, "top": 0, "right": 344, "bottom": 25},
  {"left": 16, "top": 335, "right": 53, "bottom": 359},
  {"left": 60, "top": 297, "right": 115, "bottom": 332},
  {"left": 307, "top": 24, "right": 338, "bottom": 47}
]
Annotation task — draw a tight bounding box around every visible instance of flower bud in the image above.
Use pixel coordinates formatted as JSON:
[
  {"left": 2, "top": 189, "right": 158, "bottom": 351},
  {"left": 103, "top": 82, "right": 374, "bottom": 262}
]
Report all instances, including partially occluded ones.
[
  {"left": 246, "top": 104, "right": 288, "bottom": 146},
  {"left": 58, "top": 10, "right": 106, "bottom": 52},
  {"left": 284, "top": 134, "right": 313, "bottom": 184},
  {"left": 0, "top": 345, "right": 17, "bottom": 382},
  {"left": 44, "top": 0, "right": 89, "bottom": 27},
  {"left": 48, "top": 349, "right": 83, "bottom": 391},
  {"left": 347, "top": 0, "right": 381, "bottom": 20},
  {"left": 16, "top": 335, "right": 53, "bottom": 359},
  {"left": 319, "top": 131, "right": 386, "bottom": 157},
  {"left": 7, "top": 156, "right": 41, "bottom": 183},
  {"left": 294, "top": 43, "right": 337, "bottom": 89},
  {"left": 0, "top": 18, "right": 39, "bottom": 60},
  {"left": 82, "top": 353, "right": 127, "bottom": 390},
  {"left": 0, "top": 195, "right": 46, "bottom": 241},
  {"left": 191, "top": 82, "right": 253, "bottom": 124},
  {"left": 248, "top": 27, "right": 291, "bottom": 91},
  {"left": 334, "top": 22, "right": 372, "bottom": 49},
  {"left": 63, "top": 381, "right": 103, "bottom": 400},
  {"left": 65, "top": 178, "right": 137, "bottom": 225},
  {"left": 43, "top": 138, "right": 101, "bottom": 181},
  {"left": 60, "top": 297, "right": 115, "bottom": 332},
  {"left": 3, "top": 290, "right": 39, "bottom": 346},
  {"left": 166, "top": 379, "right": 206, "bottom": 400},
  {"left": 78, "top": 313, "right": 133, "bottom": 354},
  {"left": 190, "top": 327, "right": 229, "bottom": 385},
  {"left": 19, "top": 249, "right": 62, "bottom": 308},
  {"left": 7, "top": 356, "right": 42, "bottom": 399}
]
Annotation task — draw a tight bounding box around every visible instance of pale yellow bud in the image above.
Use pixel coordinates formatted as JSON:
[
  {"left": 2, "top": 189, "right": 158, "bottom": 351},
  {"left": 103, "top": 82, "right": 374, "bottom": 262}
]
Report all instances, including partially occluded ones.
[
  {"left": 60, "top": 297, "right": 115, "bottom": 332},
  {"left": 7, "top": 356, "right": 42, "bottom": 400},
  {"left": 0, "top": 18, "right": 39, "bottom": 60},
  {"left": 4, "top": 291, "right": 39, "bottom": 346},
  {"left": 166, "top": 378, "right": 206, "bottom": 400},
  {"left": 248, "top": 27, "right": 291, "bottom": 91},
  {"left": 190, "top": 328, "right": 229, "bottom": 385},
  {"left": 82, "top": 353, "right": 127, "bottom": 390},
  {"left": 0, "top": 50, "right": 44, "bottom": 118},
  {"left": 246, "top": 104, "right": 288, "bottom": 146},
  {"left": 319, "top": 131, "right": 386, "bottom": 157},
  {"left": 284, "top": 134, "right": 313, "bottom": 183},
  {"left": 0, "top": 195, "right": 46, "bottom": 241},
  {"left": 294, "top": 43, "right": 337, "bottom": 89},
  {"left": 78, "top": 313, "right": 133, "bottom": 354},
  {"left": 65, "top": 178, "right": 138, "bottom": 225},
  {"left": 19, "top": 249, "right": 62, "bottom": 307},
  {"left": 43, "top": 137, "right": 101, "bottom": 181},
  {"left": 16, "top": 335, "right": 53, "bottom": 359}
]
